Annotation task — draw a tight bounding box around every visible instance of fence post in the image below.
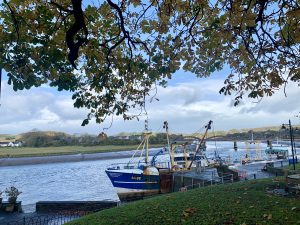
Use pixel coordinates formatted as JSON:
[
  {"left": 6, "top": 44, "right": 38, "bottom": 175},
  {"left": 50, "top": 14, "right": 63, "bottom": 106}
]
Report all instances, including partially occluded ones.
[
  {"left": 253, "top": 174, "right": 256, "bottom": 179},
  {"left": 172, "top": 173, "right": 175, "bottom": 192},
  {"left": 23, "top": 217, "right": 26, "bottom": 225}
]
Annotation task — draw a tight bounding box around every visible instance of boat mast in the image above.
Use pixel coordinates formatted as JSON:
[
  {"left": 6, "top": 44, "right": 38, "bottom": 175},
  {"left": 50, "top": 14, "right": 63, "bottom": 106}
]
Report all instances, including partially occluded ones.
[
  {"left": 144, "top": 119, "right": 150, "bottom": 164},
  {"left": 163, "top": 121, "right": 173, "bottom": 168},
  {"left": 188, "top": 120, "right": 213, "bottom": 170}
]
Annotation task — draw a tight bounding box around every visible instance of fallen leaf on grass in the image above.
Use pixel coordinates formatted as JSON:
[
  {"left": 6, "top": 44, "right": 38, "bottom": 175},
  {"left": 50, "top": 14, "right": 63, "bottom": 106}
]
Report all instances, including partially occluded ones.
[
  {"left": 268, "top": 214, "right": 272, "bottom": 220},
  {"left": 263, "top": 214, "right": 272, "bottom": 220},
  {"left": 166, "top": 196, "right": 175, "bottom": 199},
  {"left": 182, "top": 212, "right": 189, "bottom": 218},
  {"left": 182, "top": 208, "right": 197, "bottom": 218}
]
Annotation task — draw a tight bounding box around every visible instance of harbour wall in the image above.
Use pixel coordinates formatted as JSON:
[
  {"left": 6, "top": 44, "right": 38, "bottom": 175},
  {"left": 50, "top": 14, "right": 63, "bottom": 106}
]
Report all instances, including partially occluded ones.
[
  {"left": 0, "top": 149, "right": 162, "bottom": 167},
  {"left": 35, "top": 201, "right": 118, "bottom": 213}
]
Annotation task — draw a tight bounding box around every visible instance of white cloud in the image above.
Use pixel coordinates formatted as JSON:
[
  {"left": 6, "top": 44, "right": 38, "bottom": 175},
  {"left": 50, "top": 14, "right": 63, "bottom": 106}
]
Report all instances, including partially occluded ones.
[{"left": 0, "top": 77, "right": 299, "bottom": 135}]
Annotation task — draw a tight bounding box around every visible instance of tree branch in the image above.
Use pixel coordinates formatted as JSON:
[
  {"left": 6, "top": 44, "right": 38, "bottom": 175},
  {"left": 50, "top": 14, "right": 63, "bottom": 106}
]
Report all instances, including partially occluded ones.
[{"left": 66, "top": 0, "right": 88, "bottom": 68}]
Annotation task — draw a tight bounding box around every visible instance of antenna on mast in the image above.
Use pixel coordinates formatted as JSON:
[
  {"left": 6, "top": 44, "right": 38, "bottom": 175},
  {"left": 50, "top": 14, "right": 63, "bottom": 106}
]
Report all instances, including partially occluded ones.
[{"left": 163, "top": 121, "right": 168, "bottom": 131}]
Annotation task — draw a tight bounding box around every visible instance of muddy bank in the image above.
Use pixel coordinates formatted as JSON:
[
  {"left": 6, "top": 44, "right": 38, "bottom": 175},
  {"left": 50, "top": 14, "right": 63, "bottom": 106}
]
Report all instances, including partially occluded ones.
[{"left": 0, "top": 148, "right": 163, "bottom": 167}]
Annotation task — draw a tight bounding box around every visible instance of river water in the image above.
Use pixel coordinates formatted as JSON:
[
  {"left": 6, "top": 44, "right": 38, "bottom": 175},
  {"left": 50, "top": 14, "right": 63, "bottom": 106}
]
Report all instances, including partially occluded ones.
[{"left": 0, "top": 141, "right": 271, "bottom": 212}]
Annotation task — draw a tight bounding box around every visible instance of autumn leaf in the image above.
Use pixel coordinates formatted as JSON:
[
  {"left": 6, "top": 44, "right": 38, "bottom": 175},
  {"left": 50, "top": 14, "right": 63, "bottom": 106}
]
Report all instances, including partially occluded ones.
[{"left": 182, "top": 208, "right": 197, "bottom": 218}]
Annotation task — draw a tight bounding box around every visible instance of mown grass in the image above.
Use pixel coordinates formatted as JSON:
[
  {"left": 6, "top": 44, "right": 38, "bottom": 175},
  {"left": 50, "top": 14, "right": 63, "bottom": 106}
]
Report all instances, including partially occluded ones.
[
  {"left": 68, "top": 178, "right": 300, "bottom": 225},
  {"left": 0, "top": 144, "right": 163, "bottom": 158},
  {"left": 284, "top": 162, "right": 300, "bottom": 171}
]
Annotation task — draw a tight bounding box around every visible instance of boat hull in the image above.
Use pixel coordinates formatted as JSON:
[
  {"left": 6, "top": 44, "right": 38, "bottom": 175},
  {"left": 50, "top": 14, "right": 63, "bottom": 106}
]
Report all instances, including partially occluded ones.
[
  {"left": 116, "top": 188, "right": 160, "bottom": 201},
  {"left": 105, "top": 169, "right": 160, "bottom": 201}
]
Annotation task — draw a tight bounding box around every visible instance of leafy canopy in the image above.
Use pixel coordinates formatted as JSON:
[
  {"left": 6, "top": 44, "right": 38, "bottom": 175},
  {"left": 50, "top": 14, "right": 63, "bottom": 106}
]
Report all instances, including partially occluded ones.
[{"left": 0, "top": 0, "right": 299, "bottom": 125}]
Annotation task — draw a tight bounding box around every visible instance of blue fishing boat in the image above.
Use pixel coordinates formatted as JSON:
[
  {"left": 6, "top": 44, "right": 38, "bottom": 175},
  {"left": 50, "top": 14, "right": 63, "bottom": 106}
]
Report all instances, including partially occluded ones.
[
  {"left": 105, "top": 124, "right": 169, "bottom": 201},
  {"left": 105, "top": 120, "right": 213, "bottom": 201},
  {"left": 105, "top": 162, "right": 161, "bottom": 201}
]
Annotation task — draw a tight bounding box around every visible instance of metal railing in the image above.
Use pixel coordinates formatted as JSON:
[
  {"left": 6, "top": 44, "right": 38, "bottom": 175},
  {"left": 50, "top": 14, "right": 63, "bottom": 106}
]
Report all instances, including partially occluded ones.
[
  {"left": 3, "top": 200, "right": 117, "bottom": 225},
  {"left": 177, "top": 173, "right": 234, "bottom": 192},
  {"left": 4, "top": 211, "right": 89, "bottom": 225}
]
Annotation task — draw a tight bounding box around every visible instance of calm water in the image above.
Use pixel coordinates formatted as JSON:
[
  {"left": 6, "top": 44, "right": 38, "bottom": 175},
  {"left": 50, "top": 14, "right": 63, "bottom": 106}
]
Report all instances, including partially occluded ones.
[{"left": 0, "top": 141, "right": 268, "bottom": 212}]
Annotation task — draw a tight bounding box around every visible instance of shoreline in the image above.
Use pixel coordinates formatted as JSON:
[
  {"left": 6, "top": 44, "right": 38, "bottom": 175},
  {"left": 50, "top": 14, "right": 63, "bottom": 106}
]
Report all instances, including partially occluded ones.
[{"left": 0, "top": 148, "right": 163, "bottom": 167}]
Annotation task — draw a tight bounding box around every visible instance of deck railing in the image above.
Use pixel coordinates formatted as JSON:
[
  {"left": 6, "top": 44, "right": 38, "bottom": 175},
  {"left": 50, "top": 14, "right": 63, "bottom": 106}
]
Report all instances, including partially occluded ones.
[{"left": 107, "top": 161, "right": 171, "bottom": 170}]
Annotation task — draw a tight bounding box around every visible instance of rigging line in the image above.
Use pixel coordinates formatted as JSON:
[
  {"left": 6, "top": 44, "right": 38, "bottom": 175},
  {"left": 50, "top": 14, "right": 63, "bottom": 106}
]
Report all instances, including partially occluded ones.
[
  {"left": 128, "top": 135, "right": 145, "bottom": 165},
  {"left": 139, "top": 139, "right": 147, "bottom": 159},
  {"left": 191, "top": 126, "right": 206, "bottom": 138},
  {"left": 154, "top": 124, "right": 163, "bottom": 133}
]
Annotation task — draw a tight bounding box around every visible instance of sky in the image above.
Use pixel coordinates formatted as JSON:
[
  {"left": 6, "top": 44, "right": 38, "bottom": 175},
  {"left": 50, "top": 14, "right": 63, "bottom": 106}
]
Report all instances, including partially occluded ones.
[{"left": 0, "top": 68, "right": 299, "bottom": 136}]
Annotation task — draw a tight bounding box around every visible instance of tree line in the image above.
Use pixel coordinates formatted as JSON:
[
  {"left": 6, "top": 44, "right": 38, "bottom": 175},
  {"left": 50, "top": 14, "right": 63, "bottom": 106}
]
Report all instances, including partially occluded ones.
[
  {"left": 18, "top": 131, "right": 183, "bottom": 147},
  {"left": 15, "top": 127, "right": 300, "bottom": 148}
]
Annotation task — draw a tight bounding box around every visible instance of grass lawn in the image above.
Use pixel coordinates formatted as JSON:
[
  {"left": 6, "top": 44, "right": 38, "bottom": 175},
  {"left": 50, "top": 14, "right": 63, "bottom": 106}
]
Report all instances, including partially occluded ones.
[
  {"left": 0, "top": 144, "right": 163, "bottom": 158},
  {"left": 67, "top": 178, "right": 300, "bottom": 225},
  {"left": 283, "top": 162, "right": 300, "bottom": 171}
]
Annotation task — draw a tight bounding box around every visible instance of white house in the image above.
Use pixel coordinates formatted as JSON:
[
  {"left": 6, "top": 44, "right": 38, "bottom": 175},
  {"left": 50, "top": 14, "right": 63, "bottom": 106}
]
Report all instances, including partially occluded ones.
[
  {"left": 0, "top": 141, "right": 10, "bottom": 147},
  {"left": 0, "top": 141, "right": 23, "bottom": 147}
]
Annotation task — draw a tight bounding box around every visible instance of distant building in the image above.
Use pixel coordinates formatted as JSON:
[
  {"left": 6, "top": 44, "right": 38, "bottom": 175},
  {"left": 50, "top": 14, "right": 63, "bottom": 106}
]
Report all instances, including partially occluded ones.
[
  {"left": 0, "top": 141, "right": 23, "bottom": 147},
  {"left": 0, "top": 141, "right": 10, "bottom": 147},
  {"left": 112, "top": 135, "right": 142, "bottom": 140},
  {"left": 115, "top": 136, "right": 130, "bottom": 140}
]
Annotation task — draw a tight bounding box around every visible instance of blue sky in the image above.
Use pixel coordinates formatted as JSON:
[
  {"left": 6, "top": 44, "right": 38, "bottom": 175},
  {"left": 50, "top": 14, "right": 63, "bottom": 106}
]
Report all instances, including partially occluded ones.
[{"left": 0, "top": 68, "right": 299, "bottom": 136}]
